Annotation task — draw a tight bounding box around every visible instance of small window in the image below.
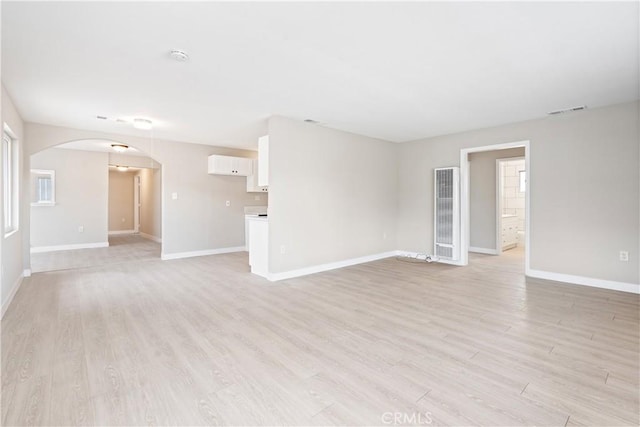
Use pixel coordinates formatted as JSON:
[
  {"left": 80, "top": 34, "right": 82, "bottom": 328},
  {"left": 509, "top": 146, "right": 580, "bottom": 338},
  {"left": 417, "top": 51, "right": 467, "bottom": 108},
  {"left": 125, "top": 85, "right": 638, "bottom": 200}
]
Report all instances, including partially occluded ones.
[
  {"left": 31, "top": 169, "right": 56, "bottom": 206},
  {"left": 519, "top": 170, "right": 526, "bottom": 192},
  {"left": 3, "top": 129, "right": 19, "bottom": 235}
]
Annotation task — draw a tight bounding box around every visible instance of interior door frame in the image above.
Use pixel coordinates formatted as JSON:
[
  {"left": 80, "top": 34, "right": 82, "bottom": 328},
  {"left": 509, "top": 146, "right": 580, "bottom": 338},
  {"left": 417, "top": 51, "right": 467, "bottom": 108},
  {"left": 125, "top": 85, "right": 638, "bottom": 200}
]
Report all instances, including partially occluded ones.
[
  {"left": 459, "top": 140, "right": 530, "bottom": 275},
  {"left": 496, "top": 156, "right": 525, "bottom": 256},
  {"left": 133, "top": 174, "right": 140, "bottom": 233}
]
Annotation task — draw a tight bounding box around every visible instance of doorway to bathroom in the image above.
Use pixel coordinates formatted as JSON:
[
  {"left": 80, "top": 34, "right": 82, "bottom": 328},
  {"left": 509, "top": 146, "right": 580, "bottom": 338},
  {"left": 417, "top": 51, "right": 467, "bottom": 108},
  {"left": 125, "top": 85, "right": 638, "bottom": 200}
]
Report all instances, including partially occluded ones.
[{"left": 496, "top": 157, "right": 526, "bottom": 259}]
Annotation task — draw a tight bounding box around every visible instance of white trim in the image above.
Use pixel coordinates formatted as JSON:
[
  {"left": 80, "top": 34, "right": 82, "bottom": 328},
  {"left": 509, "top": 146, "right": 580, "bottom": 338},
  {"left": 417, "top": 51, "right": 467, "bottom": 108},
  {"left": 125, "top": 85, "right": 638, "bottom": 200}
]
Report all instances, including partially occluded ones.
[
  {"left": 267, "top": 251, "right": 399, "bottom": 282},
  {"left": 139, "top": 232, "right": 162, "bottom": 243},
  {"left": 23, "top": 269, "right": 32, "bottom": 277},
  {"left": 161, "top": 246, "right": 245, "bottom": 260},
  {"left": 469, "top": 246, "right": 499, "bottom": 255},
  {"left": 2, "top": 272, "right": 24, "bottom": 318},
  {"left": 108, "top": 229, "right": 135, "bottom": 235},
  {"left": 528, "top": 269, "right": 639, "bottom": 295},
  {"left": 30, "top": 241, "right": 109, "bottom": 253},
  {"left": 460, "top": 140, "right": 530, "bottom": 273},
  {"left": 134, "top": 174, "right": 140, "bottom": 233}
]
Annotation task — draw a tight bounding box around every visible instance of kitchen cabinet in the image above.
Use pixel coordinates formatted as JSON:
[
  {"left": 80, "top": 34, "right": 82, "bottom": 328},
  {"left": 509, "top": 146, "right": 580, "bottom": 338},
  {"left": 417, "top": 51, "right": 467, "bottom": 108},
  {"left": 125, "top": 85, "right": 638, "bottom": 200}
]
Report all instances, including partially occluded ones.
[
  {"left": 501, "top": 215, "right": 518, "bottom": 251},
  {"left": 248, "top": 216, "right": 269, "bottom": 278},
  {"left": 258, "top": 135, "right": 269, "bottom": 186},
  {"left": 247, "top": 159, "right": 268, "bottom": 193},
  {"left": 207, "top": 154, "right": 253, "bottom": 176}
]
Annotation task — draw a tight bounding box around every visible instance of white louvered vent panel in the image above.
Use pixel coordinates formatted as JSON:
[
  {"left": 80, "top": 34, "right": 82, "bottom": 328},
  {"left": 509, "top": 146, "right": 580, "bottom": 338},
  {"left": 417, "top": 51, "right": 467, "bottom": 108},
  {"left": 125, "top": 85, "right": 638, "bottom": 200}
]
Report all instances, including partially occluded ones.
[{"left": 434, "top": 167, "right": 460, "bottom": 262}]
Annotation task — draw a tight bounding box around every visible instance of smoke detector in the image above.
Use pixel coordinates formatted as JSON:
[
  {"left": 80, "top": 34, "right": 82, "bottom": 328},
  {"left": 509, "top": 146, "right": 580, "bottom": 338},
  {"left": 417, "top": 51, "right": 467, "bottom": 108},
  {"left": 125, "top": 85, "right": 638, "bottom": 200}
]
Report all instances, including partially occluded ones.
[{"left": 169, "top": 49, "right": 189, "bottom": 62}]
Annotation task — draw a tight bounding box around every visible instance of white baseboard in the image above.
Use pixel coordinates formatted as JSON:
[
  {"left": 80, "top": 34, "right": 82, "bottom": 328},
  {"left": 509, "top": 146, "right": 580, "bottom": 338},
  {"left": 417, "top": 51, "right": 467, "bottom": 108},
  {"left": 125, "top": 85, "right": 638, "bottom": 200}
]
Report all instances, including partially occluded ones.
[
  {"left": 2, "top": 272, "right": 24, "bottom": 318},
  {"left": 161, "top": 246, "right": 245, "bottom": 260},
  {"left": 139, "top": 232, "right": 162, "bottom": 243},
  {"left": 23, "top": 269, "right": 31, "bottom": 277},
  {"left": 108, "top": 230, "right": 135, "bottom": 235},
  {"left": 30, "top": 241, "right": 109, "bottom": 253},
  {"left": 469, "top": 246, "right": 499, "bottom": 255},
  {"left": 527, "top": 268, "right": 639, "bottom": 295},
  {"left": 267, "top": 251, "right": 398, "bottom": 282}
]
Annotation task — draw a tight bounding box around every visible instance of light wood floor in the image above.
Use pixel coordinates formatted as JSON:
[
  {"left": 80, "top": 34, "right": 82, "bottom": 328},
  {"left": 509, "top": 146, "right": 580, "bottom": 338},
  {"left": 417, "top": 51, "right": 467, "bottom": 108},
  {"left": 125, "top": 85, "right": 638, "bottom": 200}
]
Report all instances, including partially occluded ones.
[
  {"left": 30, "top": 234, "right": 161, "bottom": 273},
  {"left": 2, "top": 241, "right": 638, "bottom": 426}
]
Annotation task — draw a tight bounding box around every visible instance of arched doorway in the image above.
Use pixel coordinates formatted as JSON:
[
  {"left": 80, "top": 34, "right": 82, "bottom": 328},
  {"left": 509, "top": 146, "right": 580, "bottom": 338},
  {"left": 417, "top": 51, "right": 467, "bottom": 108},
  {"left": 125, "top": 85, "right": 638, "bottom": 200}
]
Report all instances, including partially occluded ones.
[{"left": 28, "top": 139, "right": 163, "bottom": 272}]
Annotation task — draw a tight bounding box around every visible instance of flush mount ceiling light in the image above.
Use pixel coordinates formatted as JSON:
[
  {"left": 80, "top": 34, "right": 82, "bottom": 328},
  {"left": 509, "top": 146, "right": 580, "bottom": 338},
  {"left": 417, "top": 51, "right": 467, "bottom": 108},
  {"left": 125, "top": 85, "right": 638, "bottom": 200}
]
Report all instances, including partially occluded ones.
[
  {"left": 116, "top": 165, "right": 129, "bottom": 172},
  {"left": 111, "top": 143, "right": 129, "bottom": 153},
  {"left": 169, "top": 49, "right": 189, "bottom": 62},
  {"left": 133, "top": 118, "right": 153, "bottom": 130}
]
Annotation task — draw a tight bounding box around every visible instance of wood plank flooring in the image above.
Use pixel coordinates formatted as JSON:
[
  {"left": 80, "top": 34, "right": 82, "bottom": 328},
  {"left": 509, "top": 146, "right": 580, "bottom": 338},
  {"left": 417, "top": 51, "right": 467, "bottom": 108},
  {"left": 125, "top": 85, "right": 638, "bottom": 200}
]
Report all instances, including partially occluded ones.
[{"left": 2, "top": 239, "right": 639, "bottom": 426}]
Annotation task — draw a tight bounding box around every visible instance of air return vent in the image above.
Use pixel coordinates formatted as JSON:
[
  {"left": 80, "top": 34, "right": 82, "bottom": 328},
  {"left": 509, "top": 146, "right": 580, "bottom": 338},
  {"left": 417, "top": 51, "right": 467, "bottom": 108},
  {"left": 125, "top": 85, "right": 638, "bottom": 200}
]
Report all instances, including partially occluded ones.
[
  {"left": 434, "top": 167, "right": 460, "bottom": 262},
  {"left": 547, "top": 105, "right": 587, "bottom": 115}
]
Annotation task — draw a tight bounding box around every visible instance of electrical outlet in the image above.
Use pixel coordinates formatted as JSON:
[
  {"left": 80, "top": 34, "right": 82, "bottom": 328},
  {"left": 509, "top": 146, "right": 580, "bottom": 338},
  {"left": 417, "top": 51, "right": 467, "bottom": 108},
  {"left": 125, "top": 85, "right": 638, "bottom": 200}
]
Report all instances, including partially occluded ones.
[
  {"left": 78, "top": 226, "right": 84, "bottom": 233},
  {"left": 121, "top": 218, "right": 125, "bottom": 223},
  {"left": 619, "top": 251, "right": 629, "bottom": 262},
  {"left": 171, "top": 192, "right": 178, "bottom": 200},
  {"left": 254, "top": 195, "right": 260, "bottom": 201},
  {"left": 225, "top": 200, "right": 230, "bottom": 207},
  {"left": 280, "top": 245, "right": 286, "bottom": 254}
]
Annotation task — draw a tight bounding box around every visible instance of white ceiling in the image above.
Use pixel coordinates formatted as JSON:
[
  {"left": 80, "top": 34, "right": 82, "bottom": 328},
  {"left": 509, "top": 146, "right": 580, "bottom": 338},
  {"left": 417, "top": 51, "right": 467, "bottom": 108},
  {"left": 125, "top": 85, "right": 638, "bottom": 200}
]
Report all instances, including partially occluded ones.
[{"left": 2, "top": 2, "right": 638, "bottom": 149}]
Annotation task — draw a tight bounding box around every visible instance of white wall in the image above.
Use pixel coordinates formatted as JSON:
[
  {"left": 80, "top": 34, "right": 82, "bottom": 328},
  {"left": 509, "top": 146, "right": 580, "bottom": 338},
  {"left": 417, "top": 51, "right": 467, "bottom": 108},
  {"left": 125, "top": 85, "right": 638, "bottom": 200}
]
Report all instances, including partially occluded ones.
[
  {"left": 1, "top": 84, "right": 25, "bottom": 314},
  {"left": 268, "top": 116, "right": 397, "bottom": 274},
  {"left": 23, "top": 123, "right": 267, "bottom": 261},
  {"left": 30, "top": 148, "right": 108, "bottom": 248},
  {"left": 398, "top": 101, "right": 639, "bottom": 287},
  {"left": 108, "top": 170, "right": 135, "bottom": 232},
  {"left": 469, "top": 148, "right": 525, "bottom": 250}
]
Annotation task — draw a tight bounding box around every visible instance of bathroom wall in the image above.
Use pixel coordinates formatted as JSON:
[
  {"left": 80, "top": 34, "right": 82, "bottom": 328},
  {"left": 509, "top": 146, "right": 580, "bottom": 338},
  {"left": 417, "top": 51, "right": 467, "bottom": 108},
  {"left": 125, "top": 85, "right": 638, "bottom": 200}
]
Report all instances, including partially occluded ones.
[{"left": 502, "top": 158, "right": 526, "bottom": 232}]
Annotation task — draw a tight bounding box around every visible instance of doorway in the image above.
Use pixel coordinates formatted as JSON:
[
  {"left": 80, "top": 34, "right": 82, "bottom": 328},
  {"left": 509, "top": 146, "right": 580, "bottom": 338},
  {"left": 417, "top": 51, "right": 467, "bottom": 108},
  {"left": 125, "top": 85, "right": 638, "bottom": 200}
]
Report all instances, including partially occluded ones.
[
  {"left": 460, "top": 140, "right": 530, "bottom": 275},
  {"left": 29, "top": 140, "right": 163, "bottom": 273},
  {"left": 496, "top": 157, "right": 526, "bottom": 257}
]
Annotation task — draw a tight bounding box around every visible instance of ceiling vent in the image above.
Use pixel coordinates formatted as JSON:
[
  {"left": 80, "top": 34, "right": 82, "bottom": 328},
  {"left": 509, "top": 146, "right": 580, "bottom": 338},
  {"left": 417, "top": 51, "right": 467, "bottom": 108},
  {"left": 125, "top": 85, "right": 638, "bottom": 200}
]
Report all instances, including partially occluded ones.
[{"left": 547, "top": 105, "right": 587, "bottom": 115}]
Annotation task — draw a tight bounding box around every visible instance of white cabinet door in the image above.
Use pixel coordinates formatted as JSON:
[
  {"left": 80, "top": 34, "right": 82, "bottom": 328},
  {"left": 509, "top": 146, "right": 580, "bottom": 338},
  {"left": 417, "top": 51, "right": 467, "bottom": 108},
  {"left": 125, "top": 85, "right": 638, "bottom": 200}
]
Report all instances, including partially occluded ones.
[
  {"left": 247, "top": 160, "right": 269, "bottom": 193},
  {"left": 235, "top": 157, "right": 253, "bottom": 177},
  {"left": 208, "top": 155, "right": 253, "bottom": 176},
  {"left": 258, "top": 135, "right": 269, "bottom": 186}
]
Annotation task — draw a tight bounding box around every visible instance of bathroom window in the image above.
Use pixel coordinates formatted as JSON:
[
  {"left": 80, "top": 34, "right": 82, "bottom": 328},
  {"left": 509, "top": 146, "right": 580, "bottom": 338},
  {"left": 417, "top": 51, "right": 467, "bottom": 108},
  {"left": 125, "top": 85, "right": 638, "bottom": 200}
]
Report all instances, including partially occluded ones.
[
  {"left": 519, "top": 170, "right": 526, "bottom": 192},
  {"left": 31, "top": 169, "right": 56, "bottom": 206}
]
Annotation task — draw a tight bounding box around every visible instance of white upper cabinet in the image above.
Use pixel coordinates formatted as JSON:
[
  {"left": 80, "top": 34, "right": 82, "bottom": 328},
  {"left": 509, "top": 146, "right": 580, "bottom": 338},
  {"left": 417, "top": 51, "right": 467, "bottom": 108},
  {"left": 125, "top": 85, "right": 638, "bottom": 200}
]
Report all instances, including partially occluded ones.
[
  {"left": 258, "top": 135, "right": 269, "bottom": 186},
  {"left": 247, "top": 159, "right": 268, "bottom": 193},
  {"left": 208, "top": 155, "right": 253, "bottom": 176}
]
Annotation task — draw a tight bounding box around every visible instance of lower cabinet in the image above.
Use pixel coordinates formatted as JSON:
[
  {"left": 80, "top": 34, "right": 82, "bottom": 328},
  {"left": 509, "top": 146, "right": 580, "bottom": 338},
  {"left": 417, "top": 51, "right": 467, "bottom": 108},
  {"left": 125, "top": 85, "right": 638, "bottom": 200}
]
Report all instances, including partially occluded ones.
[{"left": 502, "top": 216, "right": 518, "bottom": 250}]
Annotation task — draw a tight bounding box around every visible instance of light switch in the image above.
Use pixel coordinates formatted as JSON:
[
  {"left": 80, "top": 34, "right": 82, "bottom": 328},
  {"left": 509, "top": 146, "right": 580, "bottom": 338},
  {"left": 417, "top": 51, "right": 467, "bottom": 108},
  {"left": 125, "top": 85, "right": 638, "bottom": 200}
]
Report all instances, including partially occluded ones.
[
  {"left": 172, "top": 192, "right": 178, "bottom": 200},
  {"left": 226, "top": 200, "right": 230, "bottom": 207}
]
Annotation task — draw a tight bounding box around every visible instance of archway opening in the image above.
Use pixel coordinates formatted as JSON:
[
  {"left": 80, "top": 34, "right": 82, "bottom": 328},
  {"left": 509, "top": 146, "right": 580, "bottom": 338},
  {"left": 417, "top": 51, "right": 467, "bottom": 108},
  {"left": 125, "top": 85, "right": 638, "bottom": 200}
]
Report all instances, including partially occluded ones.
[{"left": 28, "top": 139, "right": 163, "bottom": 273}]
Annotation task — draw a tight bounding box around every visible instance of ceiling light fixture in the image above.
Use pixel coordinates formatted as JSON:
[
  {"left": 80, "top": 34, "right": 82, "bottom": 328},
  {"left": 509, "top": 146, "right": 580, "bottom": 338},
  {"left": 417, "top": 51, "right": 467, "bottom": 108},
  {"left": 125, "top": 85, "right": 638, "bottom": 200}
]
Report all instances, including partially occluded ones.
[
  {"left": 111, "top": 143, "right": 129, "bottom": 153},
  {"left": 169, "top": 49, "right": 189, "bottom": 62},
  {"left": 116, "top": 165, "right": 129, "bottom": 172},
  {"left": 133, "top": 118, "right": 153, "bottom": 130}
]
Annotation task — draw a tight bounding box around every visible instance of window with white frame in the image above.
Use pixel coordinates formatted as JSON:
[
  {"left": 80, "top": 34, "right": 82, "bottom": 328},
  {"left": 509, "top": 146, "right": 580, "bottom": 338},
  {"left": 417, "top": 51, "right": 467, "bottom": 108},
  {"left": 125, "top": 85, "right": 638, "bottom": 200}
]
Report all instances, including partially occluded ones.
[{"left": 3, "top": 129, "right": 19, "bottom": 235}]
